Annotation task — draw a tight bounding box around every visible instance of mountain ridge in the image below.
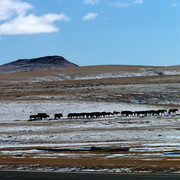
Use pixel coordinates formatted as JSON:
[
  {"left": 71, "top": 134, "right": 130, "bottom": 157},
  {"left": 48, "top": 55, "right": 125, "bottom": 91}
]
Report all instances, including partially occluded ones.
[{"left": 0, "top": 56, "right": 78, "bottom": 74}]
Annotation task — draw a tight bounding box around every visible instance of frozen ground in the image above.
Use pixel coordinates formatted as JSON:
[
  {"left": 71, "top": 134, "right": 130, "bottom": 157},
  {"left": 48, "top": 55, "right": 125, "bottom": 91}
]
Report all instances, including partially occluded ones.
[
  {"left": 0, "top": 100, "right": 162, "bottom": 122},
  {"left": 0, "top": 100, "right": 180, "bottom": 173}
]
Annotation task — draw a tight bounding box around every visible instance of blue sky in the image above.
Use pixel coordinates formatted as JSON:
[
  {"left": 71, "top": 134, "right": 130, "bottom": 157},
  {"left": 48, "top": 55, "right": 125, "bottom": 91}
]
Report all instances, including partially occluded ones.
[{"left": 0, "top": 0, "right": 179, "bottom": 66}]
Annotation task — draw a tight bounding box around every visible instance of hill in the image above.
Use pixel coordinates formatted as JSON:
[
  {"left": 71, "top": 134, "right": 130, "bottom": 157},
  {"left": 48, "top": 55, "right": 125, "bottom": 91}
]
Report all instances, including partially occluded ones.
[{"left": 0, "top": 56, "right": 78, "bottom": 74}]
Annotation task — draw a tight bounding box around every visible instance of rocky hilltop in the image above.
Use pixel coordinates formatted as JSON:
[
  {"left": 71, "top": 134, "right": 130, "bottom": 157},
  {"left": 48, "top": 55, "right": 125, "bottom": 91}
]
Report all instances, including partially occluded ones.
[{"left": 0, "top": 56, "right": 78, "bottom": 74}]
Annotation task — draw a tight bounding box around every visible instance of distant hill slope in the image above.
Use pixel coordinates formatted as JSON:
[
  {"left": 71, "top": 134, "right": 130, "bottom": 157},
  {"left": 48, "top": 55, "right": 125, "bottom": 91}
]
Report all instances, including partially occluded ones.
[
  {"left": 0, "top": 64, "right": 180, "bottom": 83},
  {"left": 0, "top": 56, "right": 78, "bottom": 74}
]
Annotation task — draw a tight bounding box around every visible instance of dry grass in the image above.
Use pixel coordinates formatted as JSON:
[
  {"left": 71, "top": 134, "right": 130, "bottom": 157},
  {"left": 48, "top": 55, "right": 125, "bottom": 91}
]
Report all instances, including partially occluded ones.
[
  {"left": 0, "top": 152, "right": 180, "bottom": 173},
  {"left": 0, "top": 65, "right": 180, "bottom": 105}
]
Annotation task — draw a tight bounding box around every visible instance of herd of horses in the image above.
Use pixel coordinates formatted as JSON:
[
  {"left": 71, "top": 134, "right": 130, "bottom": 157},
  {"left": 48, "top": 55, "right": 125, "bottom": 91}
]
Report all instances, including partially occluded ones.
[
  {"left": 29, "top": 109, "right": 179, "bottom": 121},
  {"left": 29, "top": 113, "right": 62, "bottom": 120}
]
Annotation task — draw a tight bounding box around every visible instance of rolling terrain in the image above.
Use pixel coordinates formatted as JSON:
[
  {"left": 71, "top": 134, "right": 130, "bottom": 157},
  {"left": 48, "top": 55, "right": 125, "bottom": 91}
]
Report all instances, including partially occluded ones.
[
  {"left": 0, "top": 65, "right": 180, "bottom": 105},
  {"left": 0, "top": 62, "right": 180, "bottom": 173}
]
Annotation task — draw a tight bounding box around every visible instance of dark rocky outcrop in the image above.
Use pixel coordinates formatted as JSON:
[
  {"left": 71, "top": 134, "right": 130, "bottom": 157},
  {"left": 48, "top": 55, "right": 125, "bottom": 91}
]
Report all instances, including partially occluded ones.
[{"left": 0, "top": 56, "right": 78, "bottom": 74}]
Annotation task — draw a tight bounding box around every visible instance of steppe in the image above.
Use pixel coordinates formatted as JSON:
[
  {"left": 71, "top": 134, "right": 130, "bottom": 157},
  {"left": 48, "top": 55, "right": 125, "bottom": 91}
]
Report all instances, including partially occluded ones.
[{"left": 0, "top": 65, "right": 180, "bottom": 174}]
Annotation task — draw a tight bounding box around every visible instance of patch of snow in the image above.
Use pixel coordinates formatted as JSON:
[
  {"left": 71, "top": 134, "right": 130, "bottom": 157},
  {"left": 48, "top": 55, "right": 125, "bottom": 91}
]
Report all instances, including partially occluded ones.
[
  {"left": 0, "top": 100, "right": 160, "bottom": 122},
  {"left": 28, "top": 69, "right": 180, "bottom": 82}
]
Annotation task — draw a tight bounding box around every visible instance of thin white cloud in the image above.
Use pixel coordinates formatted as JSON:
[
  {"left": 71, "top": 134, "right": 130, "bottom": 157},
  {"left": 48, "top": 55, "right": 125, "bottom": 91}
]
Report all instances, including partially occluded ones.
[
  {"left": 172, "top": 3, "right": 176, "bottom": 7},
  {"left": 0, "top": 0, "right": 70, "bottom": 35},
  {"left": 110, "top": 0, "right": 143, "bottom": 7},
  {"left": 83, "top": 0, "right": 100, "bottom": 5},
  {"left": 0, "top": 0, "right": 33, "bottom": 21},
  {"left": 134, "top": 0, "right": 143, "bottom": 4},
  {"left": 0, "top": 13, "right": 70, "bottom": 35},
  {"left": 82, "top": 13, "right": 98, "bottom": 21}
]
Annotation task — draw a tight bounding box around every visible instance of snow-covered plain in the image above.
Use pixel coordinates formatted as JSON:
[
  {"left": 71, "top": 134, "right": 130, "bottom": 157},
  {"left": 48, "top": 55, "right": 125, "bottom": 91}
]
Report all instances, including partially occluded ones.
[
  {"left": 0, "top": 100, "right": 180, "bottom": 172},
  {"left": 0, "top": 100, "right": 161, "bottom": 122}
]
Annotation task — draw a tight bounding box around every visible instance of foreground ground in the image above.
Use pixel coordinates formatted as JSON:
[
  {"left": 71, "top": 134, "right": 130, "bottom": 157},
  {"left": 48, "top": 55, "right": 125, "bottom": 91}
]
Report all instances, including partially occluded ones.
[
  {"left": 1, "top": 171, "right": 180, "bottom": 180},
  {"left": 0, "top": 65, "right": 180, "bottom": 173},
  {"left": 0, "top": 112, "right": 180, "bottom": 174}
]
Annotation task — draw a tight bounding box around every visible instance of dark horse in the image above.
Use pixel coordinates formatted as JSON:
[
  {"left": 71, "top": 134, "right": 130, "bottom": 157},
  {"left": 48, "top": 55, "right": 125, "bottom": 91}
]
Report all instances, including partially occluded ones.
[
  {"left": 37, "top": 113, "right": 50, "bottom": 120},
  {"left": 29, "top": 115, "right": 39, "bottom": 121},
  {"left": 168, "top": 109, "right": 179, "bottom": 115},
  {"left": 54, "top": 113, "right": 63, "bottom": 119}
]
